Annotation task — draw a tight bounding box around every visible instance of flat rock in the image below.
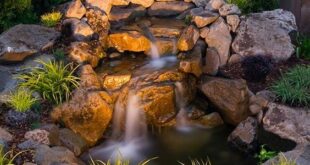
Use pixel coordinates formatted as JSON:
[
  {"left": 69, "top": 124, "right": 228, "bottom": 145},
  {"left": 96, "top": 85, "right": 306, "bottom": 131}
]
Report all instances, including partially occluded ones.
[
  {"left": 85, "top": 0, "right": 112, "bottom": 14},
  {"left": 232, "top": 9, "right": 297, "bottom": 61},
  {"left": 0, "top": 24, "right": 59, "bottom": 62},
  {"left": 177, "top": 25, "right": 200, "bottom": 51},
  {"left": 148, "top": 1, "right": 195, "bottom": 17},
  {"left": 145, "top": 37, "right": 179, "bottom": 57},
  {"left": 131, "top": 0, "right": 154, "bottom": 8},
  {"left": 195, "top": 112, "right": 224, "bottom": 128},
  {"left": 190, "top": 8, "right": 219, "bottom": 28},
  {"left": 111, "top": 0, "right": 130, "bottom": 6},
  {"left": 109, "top": 5, "right": 146, "bottom": 23}
]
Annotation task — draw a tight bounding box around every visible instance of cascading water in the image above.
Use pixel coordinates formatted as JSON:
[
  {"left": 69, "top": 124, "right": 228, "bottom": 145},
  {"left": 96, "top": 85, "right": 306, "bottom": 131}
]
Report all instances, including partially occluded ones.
[{"left": 175, "top": 82, "right": 191, "bottom": 131}]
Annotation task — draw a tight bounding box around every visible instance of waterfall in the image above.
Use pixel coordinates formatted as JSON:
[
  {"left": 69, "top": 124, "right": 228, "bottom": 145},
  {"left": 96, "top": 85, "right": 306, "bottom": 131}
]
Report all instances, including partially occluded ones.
[{"left": 175, "top": 82, "right": 190, "bottom": 130}]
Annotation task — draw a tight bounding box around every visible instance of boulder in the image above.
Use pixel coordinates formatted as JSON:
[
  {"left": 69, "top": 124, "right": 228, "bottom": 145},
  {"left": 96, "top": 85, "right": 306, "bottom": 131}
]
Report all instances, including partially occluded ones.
[
  {"left": 79, "top": 64, "right": 102, "bottom": 90},
  {"left": 0, "top": 127, "right": 13, "bottom": 143},
  {"left": 219, "top": 4, "right": 241, "bottom": 16},
  {"left": 149, "top": 18, "right": 186, "bottom": 38},
  {"left": 65, "top": 0, "right": 86, "bottom": 19},
  {"left": 179, "top": 45, "right": 203, "bottom": 77},
  {"left": 148, "top": 1, "right": 195, "bottom": 17},
  {"left": 228, "top": 117, "right": 258, "bottom": 153},
  {"left": 102, "top": 74, "right": 132, "bottom": 91},
  {"left": 131, "top": 0, "right": 154, "bottom": 8},
  {"left": 5, "top": 110, "right": 39, "bottom": 128},
  {"left": 25, "top": 129, "right": 50, "bottom": 145},
  {"left": 59, "top": 128, "right": 88, "bottom": 156},
  {"left": 195, "top": 112, "right": 224, "bottom": 128},
  {"left": 35, "top": 145, "right": 85, "bottom": 165},
  {"left": 226, "top": 15, "right": 240, "bottom": 32},
  {"left": 232, "top": 9, "right": 297, "bottom": 61},
  {"left": 262, "top": 103, "right": 310, "bottom": 144},
  {"left": 108, "top": 31, "right": 151, "bottom": 52},
  {"left": 206, "top": 0, "right": 226, "bottom": 10},
  {"left": 109, "top": 5, "right": 146, "bottom": 23},
  {"left": 202, "top": 18, "right": 231, "bottom": 66},
  {"left": 191, "top": 0, "right": 210, "bottom": 7},
  {"left": 200, "top": 77, "right": 250, "bottom": 125},
  {"left": 203, "top": 47, "right": 220, "bottom": 75},
  {"left": 0, "top": 25, "right": 59, "bottom": 62},
  {"left": 62, "top": 19, "right": 94, "bottom": 41},
  {"left": 85, "top": 0, "right": 112, "bottom": 14},
  {"left": 190, "top": 8, "right": 219, "bottom": 28},
  {"left": 51, "top": 90, "right": 113, "bottom": 146},
  {"left": 177, "top": 25, "right": 200, "bottom": 51}
]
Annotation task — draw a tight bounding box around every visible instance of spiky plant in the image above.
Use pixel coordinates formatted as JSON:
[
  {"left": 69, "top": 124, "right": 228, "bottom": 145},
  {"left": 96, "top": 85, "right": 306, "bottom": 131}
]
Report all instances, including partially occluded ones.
[
  {"left": 41, "top": 11, "right": 62, "bottom": 27},
  {"left": 272, "top": 153, "right": 296, "bottom": 165},
  {"left": 7, "top": 88, "right": 37, "bottom": 112},
  {"left": 0, "top": 146, "right": 25, "bottom": 165}
]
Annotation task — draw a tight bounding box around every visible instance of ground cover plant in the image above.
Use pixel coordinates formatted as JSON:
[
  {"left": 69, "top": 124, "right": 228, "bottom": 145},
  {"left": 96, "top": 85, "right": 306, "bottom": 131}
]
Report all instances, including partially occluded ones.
[
  {"left": 271, "top": 65, "right": 310, "bottom": 107},
  {"left": 7, "top": 88, "right": 37, "bottom": 113},
  {"left": 41, "top": 11, "right": 62, "bottom": 27},
  {"left": 256, "top": 145, "right": 278, "bottom": 164},
  {"left": 227, "top": 0, "right": 279, "bottom": 13}
]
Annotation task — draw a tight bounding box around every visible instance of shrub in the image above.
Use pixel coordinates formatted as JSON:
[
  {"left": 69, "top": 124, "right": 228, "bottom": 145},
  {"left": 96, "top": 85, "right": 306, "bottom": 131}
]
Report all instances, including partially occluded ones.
[
  {"left": 18, "top": 60, "right": 79, "bottom": 105},
  {"left": 241, "top": 55, "right": 273, "bottom": 82},
  {"left": 227, "top": 0, "right": 279, "bottom": 14},
  {"left": 296, "top": 34, "right": 310, "bottom": 60},
  {"left": 256, "top": 145, "right": 278, "bottom": 164},
  {"left": 7, "top": 88, "right": 37, "bottom": 113},
  {"left": 272, "top": 153, "right": 296, "bottom": 165},
  {"left": 41, "top": 11, "right": 62, "bottom": 27}
]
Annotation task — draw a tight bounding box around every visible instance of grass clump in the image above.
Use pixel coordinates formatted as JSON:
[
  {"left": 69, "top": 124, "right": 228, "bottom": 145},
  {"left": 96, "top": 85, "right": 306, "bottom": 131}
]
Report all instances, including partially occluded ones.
[
  {"left": 271, "top": 65, "right": 310, "bottom": 107},
  {"left": 7, "top": 88, "right": 37, "bottom": 113},
  {"left": 296, "top": 34, "right": 310, "bottom": 60},
  {"left": 18, "top": 60, "right": 79, "bottom": 105},
  {"left": 272, "top": 153, "right": 296, "bottom": 165},
  {"left": 0, "top": 146, "right": 25, "bottom": 165},
  {"left": 179, "top": 158, "right": 212, "bottom": 165},
  {"left": 227, "top": 0, "right": 279, "bottom": 14},
  {"left": 41, "top": 11, "right": 62, "bottom": 27},
  {"left": 89, "top": 153, "right": 158, "bottom": 165}
]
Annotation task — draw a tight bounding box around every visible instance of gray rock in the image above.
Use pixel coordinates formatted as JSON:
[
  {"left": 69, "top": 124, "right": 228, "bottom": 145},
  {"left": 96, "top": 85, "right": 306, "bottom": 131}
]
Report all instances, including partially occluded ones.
[
  {"left": 203, "top": 47, "right": 220, "bottom": 75},
  {"left": 18, "top": 140, "right": 41, "bottom": 150},
  {"left": 0, "top": 127, "right": 13, "bottom": 143},
  {"left": 108, "top": 5, "right": 146, "bottom": 23},
  {"left": 191, "top": 0, "right": 210, "bottom": 7},
  {"left": 228, "top": 117, "right": 258, "bottom": 153},
  {"left": 219, "top": 4, "right": 241, "bottom": 16},
  {"left": 5, "top": 110, "right": 39, "bottom": 128},
  {"left": 0, "top": 24, "right": 60, "bottom": 62},
  {"left": 59, "top": 128, "right": 88, "bottom": 156},
  {"left": 148, "top": 1, "right": 195, "bottom": 17},
  {"left": 35, "top": 145, "right": 85, "bottom": 165},
  {"left": 232, "top": 9, "right": 297, "bottom": 62},
  {"left": 226, "top": 15, "right": 240, "bottom": 32}
]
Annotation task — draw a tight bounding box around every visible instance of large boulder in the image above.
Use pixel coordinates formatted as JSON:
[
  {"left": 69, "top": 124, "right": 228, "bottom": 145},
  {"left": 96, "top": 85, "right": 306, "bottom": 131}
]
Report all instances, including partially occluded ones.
[
  {"left": 85, "top": 0, "right": 112, "bottom": 14},
  {"left": 262, "top": 103, "right": 310, "bottom": 144},
  {"left": 0, "top": 25, "right": 59, "bottom": 62},
  {"left": 148, "top": 1, "right": 195, "bottom": 17},
  {"left": 232, "top": 9, "right": 297, "bottom": 61},
  {"left": 200, "top": 77, "right": 250, "bottom": 125},
  {"left": 51, "top": 90, "right": 113, "bottom": 146}
]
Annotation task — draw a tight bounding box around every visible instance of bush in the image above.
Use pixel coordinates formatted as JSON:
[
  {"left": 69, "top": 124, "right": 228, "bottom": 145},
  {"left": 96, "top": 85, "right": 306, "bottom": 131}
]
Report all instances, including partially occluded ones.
[
  {"left": 271, "top": 65, "right": 310, "bottom": 107},
  {"left": 227, "top": 0, "right": 279, "bottom": 14},
  {"left": 296, "top": 34, "right": 310, "bottom": 60},
  {"left": 7, "top": 88, "right": 37, "bottom": 113},
  {"left": 241, "top": 55, "right": 273, "bottom": 82},
  {"left": 18, "top": 60, "right": 79, "bottom": 105},
  {"left": 41, "top": 11, "right": 62, "bottom": 27}
]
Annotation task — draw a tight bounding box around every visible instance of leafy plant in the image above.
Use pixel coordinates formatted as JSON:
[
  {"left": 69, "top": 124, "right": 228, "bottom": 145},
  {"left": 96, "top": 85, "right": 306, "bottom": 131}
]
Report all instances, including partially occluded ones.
[
  {"left": 41, "top": 11, "right": 62, "bottom": 27},
  {"left": 256, "top": 145, "right": 278, "bottom": 164},
  {"left": 179, "top": 158, "right": 212, "bottom": 165},
  {"left": 7, "top": 88, "right": 38, "bottom": 113},
  {"left": 18, "top": 60, "right": 79, "bottom": 105},
  {"left": 272, "top": 153, "right": 296, "bottom": 165},
  {"left": 271, "top": 65, "right": 310, "bottom": 107},
  {"left": 0, "top": 147, "right": 25, "bottom": 165},
  {"left": 227, "top": 0, "right": 279, "bottom": 14},
  {"left": 296, "top": 34, "right": 310, "bottom": 60}
]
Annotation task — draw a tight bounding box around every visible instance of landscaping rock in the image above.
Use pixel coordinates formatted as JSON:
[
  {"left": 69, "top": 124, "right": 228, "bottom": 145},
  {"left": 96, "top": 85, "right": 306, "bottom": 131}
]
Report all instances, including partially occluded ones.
[
  {"left": 262, "top": 103, "right": 310, "bottom": 144},
  {"left": 191, "top": 0, "right": 210, "bottom": 7},
  {"left": 85, "top": 0, "right": 112, "bottom": 14},
  {"left": 226, "top": 15, "right": 240, "bottom": 32},
  {"left": 203, "top": 47, "right": 220, "bottom": 75},
  {"left": 179, "top": 45, "right": 203, "bottom": 77},
  {"left": 5, "top": 110, "right": 39, "bottom": 128},
  {"left": 148, "top": 1, "right": 195, "bottom": 17},
  {"left": 59, "top": 128, "right": 88, "bottom": 156},
  {"left": 190, "top": 8, "right": 219, "bottom": 28},
  {"left": 149, "top": 18, "right": 186, "bottom": 38},
  {"left": 25, "top": 129, "right": 50, "bottom": 145},
  {"left": 200, "top": 77, "right": 250, "bottom": 125},
  {"left": 232, "top": 9, "right": 297, "bottom": 61},
  {"left": 109, "top": 5, "right": 146, "bottom": 23},
  {"left": 18, "top": 140, "right": 41, "bottom": 150},
  {"left": 0, "top": 127, "right": 13, "bottom": 143},
  {"left": 206, "top": 0, "right": 226, "bottom": 10},
  {"left": 0, "top": 24, "right": 59, "bottom": 62},
  {"left": 219, "top": 4, "right": 241, "bottom": 16},
  {"left": 102, "top": 74, "right": 131, "bottom": 91},
  {"left": 51, "top": 90, "right": 113, "bottom": 146},
  {"left": 202, "top": 18, "right": 232, "bottom": 66},
  {"left": 62, "top": 18, "right": 94, "bottom": 41},
  {"left": 228, "top": 117, "right": 258, "bottom": 153},
  {"left": 108, "top": 31, "right": 151, "bottom": 52},
  {"left": 195, "top": 112, "right": 224, "bottom": 128},
  {"left": 177, "top": 25, "right": 200, "bottom": 51},
  {"left": 79, "top": 64, "right": 102, "bottom": 90},
  {"left": 111, "top": 0, "right": 130, "bottom": 6},
  {"left": 35, "top": 145, "right": 85, "bottom": 165},
  {"left": 65, "top": 0, "right": 86, "bottom": 19},
  {"left": 145, "top": 37, "right": 178, "bottom": 57},
  {"left": 131, "top": 0, "right": 154, "bottom": 8}
]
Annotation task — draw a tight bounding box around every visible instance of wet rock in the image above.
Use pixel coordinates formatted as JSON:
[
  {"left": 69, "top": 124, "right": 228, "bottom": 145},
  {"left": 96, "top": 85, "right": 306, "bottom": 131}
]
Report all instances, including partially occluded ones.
[
  {"left": 149, "top": 18, "right": 186, "bottom": 38},
  {"left": 190, "top": 8, "right": 219, "bottom": 28},
  {"left": 112, "top": 0, "right": 130, "bottom": 6},
  {"left": 102, "top": 74, "right": 131, "bottom": 91},
  {"left": 51, "top": 90, "right": 113, "bottom": 146},
  {"left": 35, "top": 145, "right": 85, "bottom": 165},
  {"left": 131, "top": 0, "right": 154, "bottom": 8},
  {"left": 25, "top": 129, "right": 50, "bottom": 145},
  {"left": 200, "top": 77, "right": 250, "bottom": 125},
  {"left": 86, "top": 8, "right": 110, "bottom": 47},
  {"left": 232, "top": 9, "right": 297, "bottom": 61},
  {"left": 146, "top": 37, "right": 178, "bottom": 57},
  {"left": 0, "top": 24, "right": 59, "bottom": 62},
  {"left": 202, "top": 18, "right": 231, "bottom": 66},
  {"left": 228, "top": 117, "right": 258, "bottom": 153},
  {"left": 109, "top": 5, "right": 146, "bottom": 23},
  {"left": 65, "top": 0, "right": 86, "bottom": 19},
  {"left": 108, "top": 31, "right": 151, "bottom": 52},
  {"left": 79, "top": 64, "right": 102, "bottom": 90},
  {"left": 203, "top": 47, "right": 220, "bottom": 75},
  {"left": 85, "top": 0, "right": 112, "bottom": 14},
  {"left": 219, "top": 4, "right": 241, "bottom": 16},
  {"left": 195, "top": 112, "right": 224, "bottom": 128},
  {"left": 59, "top": 128, "right": 88, "bottom": 156},
  {"left": 177, "top": 25, "right": 200, "bottom": 51},
  {"left": 0, "top": 127, "right": 13, "bottom": 143},
  {"left": 148, "top": 1, "right": 195, "bottom": 17},
  {"left": 68, "top": 42, "right": 103, "bottom": 68},
  {"left": 63, "top": 18, "right": 94, "bottom": 41},
  {"left": 5, "top": 110, "right": 39, "bottom": 128},
  {"left": 262, "top": 103, "right": 310, "bottom": 144},
  {"left": 226, "top": 15, "right": 240, "bottom": 32},
  {"left": 179, "top": 45, "right": 203, "bottom": 77}
]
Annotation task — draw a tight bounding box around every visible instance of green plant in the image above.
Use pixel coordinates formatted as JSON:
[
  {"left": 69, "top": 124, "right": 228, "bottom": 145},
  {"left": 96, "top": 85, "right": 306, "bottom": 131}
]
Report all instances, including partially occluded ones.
[
  {"left": 7, "top": 88, "right": 38, "bottom": 113},
  {"left": 179, "top": 158, "right": 212, "bottom": 165},
  {"left": 53, "top": 49, "right": 66, "bottom": 61},
  {"left": 0, "top": 147, "right": 25, "bottom": 165},
  {"left": 296, "top": 34, "right": 310, "bottom": 60},
  {"left": 41, "top": 11, "right": 62, "bottom": 27},
  {"left": 256, "top": 145, "right": 278, "bottom": 164},
  {"left": 18, "top": 60, "right": 79, "bottom": 105},
  {"left": 227, "top": 0, "right": 279, "bottom": 14},
  {"left": 271, "top": 65, "right": 310, "bottom": 107},
  {"left": 271, "top": 153, "right": 296, "bottom": 165}
]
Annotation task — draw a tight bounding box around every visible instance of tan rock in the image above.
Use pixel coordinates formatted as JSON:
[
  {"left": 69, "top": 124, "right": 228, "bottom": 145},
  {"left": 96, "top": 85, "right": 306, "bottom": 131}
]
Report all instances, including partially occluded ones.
[
  {"left": 148, "top": 1, "right": 194, "bottom": 17},
  {"left": 195, "top": 112, "right": 224, "bottom": 128},
  {"left": 190, "top": 8, "right": 219, "bottom": 28},
  {"left": 85, "top": 0, "right": 112, "bottom": 14},
  {"left": 203, "top": 47, "right": 220, "bottom": 75},
  {"left": 79, "top": 64, "right": 102, "bottom": 90},
  {"left": 146, "top": 37, "right": 178, "bottom": 57},
  {"left": 111, "top": 0, "right": 130, "bottom": 6},
  {"left": 131, "top": 0, "right": 154, "bottom": 8},
  {"left": 179, "top": 46, "right": 203, "bottom": 77},
  {"left": 102, "top": 74, "right": 131, "bottom": 90},
  {"left": 207, "top": 0, "right": 226, "bottom": 10},
  {"left": 219, "top": 4, "right": 241, "bottom": 16},
  {"left": 226, "top": 15, "right": 240, "bottom": 32},
  {"left": 177, "top": 25, "right": 200, "bottom": 51},
  {"left": 108, "top": 31, "right": 151, "bottom": 52},
  {"left": 63, "top": 19, "right": 94, "bottom": 41},
  {"left": 51, "top": 90, "right": 113, "bottom": 146},
  {"left": 200, "top": 77, "right": 250, "bottom": 125},
  {"left": 65, "top": 0, "right": 86, "bottom": 19}
]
